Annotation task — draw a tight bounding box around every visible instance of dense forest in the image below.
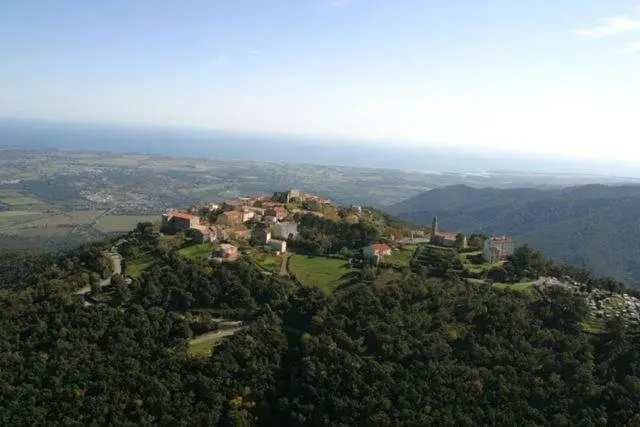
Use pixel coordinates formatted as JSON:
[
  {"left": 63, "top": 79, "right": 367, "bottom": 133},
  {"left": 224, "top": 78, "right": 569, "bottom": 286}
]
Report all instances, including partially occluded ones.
[
  {"left": 2, "top": 227, "right": 640, "bottom": 425},
  {"left": 389, "top": 184, "right": 640, "bottom": 286}
]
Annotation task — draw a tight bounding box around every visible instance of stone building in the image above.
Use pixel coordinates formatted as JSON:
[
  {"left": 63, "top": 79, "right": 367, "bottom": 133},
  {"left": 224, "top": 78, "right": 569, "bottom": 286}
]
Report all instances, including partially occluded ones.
[
  {"left": 429, "top": 216, "right": 467, "bottom": 249},
  {"left": 272, "top": 189, "right": 301, "bottom": 203},
  {"left": 162, "top": 210, "right": 199, "bottom": 232},
  {"left": 273, "top": 222, "right": 298, "bottom": 240},
  {"left": 483, "top": 236, "right": 515, "bottom": 263}
]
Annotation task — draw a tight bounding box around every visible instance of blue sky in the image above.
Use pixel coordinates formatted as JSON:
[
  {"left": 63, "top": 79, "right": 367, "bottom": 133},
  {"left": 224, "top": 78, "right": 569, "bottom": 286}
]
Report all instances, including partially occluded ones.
[{"left": 1, "top": 0, "right": 640, "bottom": 161}]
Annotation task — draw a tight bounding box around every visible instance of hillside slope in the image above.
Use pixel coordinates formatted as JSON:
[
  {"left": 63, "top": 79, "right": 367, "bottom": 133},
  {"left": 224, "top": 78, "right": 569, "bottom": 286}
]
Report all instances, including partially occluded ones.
[{"left": 389, "top": 184, "right": 640, "bottom": 285}]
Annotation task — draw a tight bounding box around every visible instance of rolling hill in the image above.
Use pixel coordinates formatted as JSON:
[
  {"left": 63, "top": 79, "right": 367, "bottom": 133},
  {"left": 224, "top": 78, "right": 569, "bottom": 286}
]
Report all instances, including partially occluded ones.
[{"left": 388, "top": 184, "right": 640, "bottom": 285}]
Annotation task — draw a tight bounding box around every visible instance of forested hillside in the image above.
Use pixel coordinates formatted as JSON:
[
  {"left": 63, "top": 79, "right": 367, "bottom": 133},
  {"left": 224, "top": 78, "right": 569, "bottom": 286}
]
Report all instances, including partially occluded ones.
[
  {"left": 2, "top": 227, "right": 640, "bottom": 425},
  {"left": 389, "top": 184, "right": 640, "bottom": 285}
]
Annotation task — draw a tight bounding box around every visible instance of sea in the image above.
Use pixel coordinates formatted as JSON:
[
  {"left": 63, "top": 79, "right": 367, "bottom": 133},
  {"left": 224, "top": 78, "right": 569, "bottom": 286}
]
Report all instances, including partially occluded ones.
[{"left": 0, "top": 118, "right": 636, "bottom": 177}]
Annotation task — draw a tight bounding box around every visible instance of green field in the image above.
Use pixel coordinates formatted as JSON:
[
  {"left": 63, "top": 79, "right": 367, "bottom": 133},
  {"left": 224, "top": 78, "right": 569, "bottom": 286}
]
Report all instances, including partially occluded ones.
[
  {"left": 178, "top": 243, "right": 214, "bottom": 260},
  {"left": 0, "top": 196, "right": 44, "bottom": 206},
  {"left": 460, "top": 251, "right": 497, "bottom": 274},
  {"left": 388, "top": 245, "right": 417, "bottom": 265},
  {"left": 0, "top": 190, "right": 45, "bottom": 206},
  {"left": 127, "top": 252, "right": 156, "bottom": 278},
  {"left": 253, "top": 251, "right": 280, "bottom": 273},
  {"left": 188, "top": 329, "right": 240, "bottom": 357},
  {"left": 6, "top": 210, "right": 106, "bottom": 236},
  {"left": 493, "top": 281, "right": 535, "bottom": 293},
  {"left": 289, "top": 255, "right": 357, "bottom": 294},
  {"left": 94, "top": 215, "right": 159, "bottom": 232},
  {"left": 0, "top": 211, "right": 47, "bottom": 229},
  {"left": 0, "top": 210, "right": 42, "bottom": 217},
  {"left": 188, "top": 338, "right": 220, "bottom": 357}
]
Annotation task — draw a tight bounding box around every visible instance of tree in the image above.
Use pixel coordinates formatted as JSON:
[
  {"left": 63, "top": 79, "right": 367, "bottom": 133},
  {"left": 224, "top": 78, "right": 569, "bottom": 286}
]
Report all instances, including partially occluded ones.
[
  {"left": 135, "top": 221, "right": 155, "bottom": 236},
  {"left": 90, "top": 273, "right": 102, "bottom": 295},
  {"left": 487, "top": 266, "right": 507, "bottom": 283},
  {"left": 111, "top": 274, "right": 130, "bottom": 304}
]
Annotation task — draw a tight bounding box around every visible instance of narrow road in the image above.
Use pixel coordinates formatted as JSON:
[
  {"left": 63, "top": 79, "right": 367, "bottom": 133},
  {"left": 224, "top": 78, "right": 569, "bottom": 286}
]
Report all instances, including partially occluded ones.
[
  {"left": 75, "top": 247, "right": 122, "bottom": 298},
  {"left": 279, "top": 252, "right": 291, "bottom": 277}
]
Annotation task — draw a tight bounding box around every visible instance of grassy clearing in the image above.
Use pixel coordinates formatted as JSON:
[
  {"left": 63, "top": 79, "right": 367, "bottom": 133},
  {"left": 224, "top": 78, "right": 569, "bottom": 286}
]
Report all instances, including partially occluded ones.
[
  {"left": 188, "top": 338, "right": 220, "bottom": 357},
  {"left": 94, "top": 215, "right": 159, "bottom": 232},
  {"left": 493, "top": 281, "right": 535, "bottom": 293},
  {"left": 188, "top": 329, "right": 241, "bottom": 357},
  {"left": 388, "top": 245, "right": 417, "bottom": 265},
  {"left": 289, "top": 255, "right": 356, "bottom": 294},
  {"left": 253, "top": 251, "right": 281, "bottom": 273},
  {"left": 460, "top": 251, "right": 499, "bottom": 274},
  {"left": 178, "top": 243, "right": 214, "bottom": 260},
  {"left": 127, "top": 252, "right": 156, "bottom": 278}
]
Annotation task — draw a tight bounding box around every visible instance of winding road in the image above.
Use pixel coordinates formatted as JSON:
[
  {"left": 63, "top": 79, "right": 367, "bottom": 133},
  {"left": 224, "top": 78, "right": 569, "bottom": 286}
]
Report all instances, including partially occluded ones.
[{"left": 75, "top": 247, "right": 122, "bottom": 304}]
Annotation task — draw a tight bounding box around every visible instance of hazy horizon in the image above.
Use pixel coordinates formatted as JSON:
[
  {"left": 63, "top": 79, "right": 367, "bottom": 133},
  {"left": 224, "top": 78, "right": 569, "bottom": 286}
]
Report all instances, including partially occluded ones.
[{"left": 2, "top": 118, "right": 639, "bottom": 179}]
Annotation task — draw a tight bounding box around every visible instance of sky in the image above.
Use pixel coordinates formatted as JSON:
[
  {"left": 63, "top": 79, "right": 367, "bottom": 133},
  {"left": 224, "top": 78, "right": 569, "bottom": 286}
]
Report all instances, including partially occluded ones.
[{"left": 1, "top": 0, "right": 640, "bottom": 162}]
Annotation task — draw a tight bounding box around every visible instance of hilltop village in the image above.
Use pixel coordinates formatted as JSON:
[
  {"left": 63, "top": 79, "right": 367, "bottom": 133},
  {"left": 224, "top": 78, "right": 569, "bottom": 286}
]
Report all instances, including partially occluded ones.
[{"left": 159, "top": 188, "right": 515, "bottom": 273}]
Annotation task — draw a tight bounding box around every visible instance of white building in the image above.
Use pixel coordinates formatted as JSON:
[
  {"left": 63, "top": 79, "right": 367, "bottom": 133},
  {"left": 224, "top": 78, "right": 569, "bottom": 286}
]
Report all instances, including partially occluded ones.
[
  {"left": 242, "top": 210, "right": 255, "bottom": 222},
  {"left": 362, "top": 243, "right": 392, "bottom": 259},
  {"left": 265, "top": 239, "right": 287, "bottom": 254},
  {"left": 273, "top": 222, "right": 298, "bottom": 240}
]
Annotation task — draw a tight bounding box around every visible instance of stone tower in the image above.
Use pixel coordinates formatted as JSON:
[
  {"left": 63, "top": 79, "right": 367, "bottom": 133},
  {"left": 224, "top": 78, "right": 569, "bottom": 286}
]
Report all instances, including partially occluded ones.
[{"left": 431, "top": 216, "right": 439, "bottom": 240}]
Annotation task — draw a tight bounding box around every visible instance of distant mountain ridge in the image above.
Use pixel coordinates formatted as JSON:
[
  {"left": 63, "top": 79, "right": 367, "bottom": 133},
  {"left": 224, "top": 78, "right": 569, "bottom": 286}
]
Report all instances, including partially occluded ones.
[{"left": 388, "top": 184, "right": 640, "bottom": 285}]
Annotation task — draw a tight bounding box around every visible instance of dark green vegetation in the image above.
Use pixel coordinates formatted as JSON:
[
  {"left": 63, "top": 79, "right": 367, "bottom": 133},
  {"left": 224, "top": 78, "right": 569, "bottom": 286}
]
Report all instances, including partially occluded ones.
[
  {"left": 390, "top": 184, "right": 640, "bottom": 286},
  {"left": 294, "top": 214, "right": 381, "bottom": 255},
  {"left": 3, "top": 225, "right": 640, "bottom": 425}
]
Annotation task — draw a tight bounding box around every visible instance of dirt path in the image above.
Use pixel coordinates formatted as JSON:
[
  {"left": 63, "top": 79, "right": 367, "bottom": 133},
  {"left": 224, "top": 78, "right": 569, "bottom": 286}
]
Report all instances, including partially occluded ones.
[
  {"left": 280, "top": 252, "right": 291, "bottom": 277},
  {"left": 189, "top": 327, "right": 243, "bottom": 345}
]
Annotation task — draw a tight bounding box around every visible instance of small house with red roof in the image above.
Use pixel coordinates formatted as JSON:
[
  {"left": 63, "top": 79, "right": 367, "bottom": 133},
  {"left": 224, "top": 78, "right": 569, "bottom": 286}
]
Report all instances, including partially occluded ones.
[
  {"left": 266, "top": 207, "right": 288, "bottom": 220},
  {"left": 363, "top": 243, "right": 392, "bottom": 259}
]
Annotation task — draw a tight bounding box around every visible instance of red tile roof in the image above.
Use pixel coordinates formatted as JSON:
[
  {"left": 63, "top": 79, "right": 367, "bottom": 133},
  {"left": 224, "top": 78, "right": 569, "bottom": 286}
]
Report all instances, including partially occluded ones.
[
  {"left": 435, "top": 231, "right": 458, "bottom": 240},
  {"left": 371, "top": 243, "right": 391, "bottom": 252},
  {"left": 168, "top": 210, "right": 196, "bottom": 221}
]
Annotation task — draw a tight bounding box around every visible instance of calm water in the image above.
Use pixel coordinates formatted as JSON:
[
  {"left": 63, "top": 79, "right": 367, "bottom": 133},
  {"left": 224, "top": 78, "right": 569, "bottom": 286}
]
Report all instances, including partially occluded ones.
[{"left": 0, "top": 119, "right": 634, "bottom": 177}]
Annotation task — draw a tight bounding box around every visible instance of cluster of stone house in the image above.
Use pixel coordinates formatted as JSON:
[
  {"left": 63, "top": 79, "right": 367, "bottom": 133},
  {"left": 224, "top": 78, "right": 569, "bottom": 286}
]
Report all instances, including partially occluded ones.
[
  {"left": 161, "top": 189, "right": 329, "bottom": 257},
  {"left": 361, "top": 215, "right": 515, "bottom": 265}
]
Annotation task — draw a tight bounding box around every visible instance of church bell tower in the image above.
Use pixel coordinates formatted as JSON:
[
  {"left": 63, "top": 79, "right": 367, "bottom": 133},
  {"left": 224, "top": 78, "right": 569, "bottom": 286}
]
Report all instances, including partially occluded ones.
[{"left": 431, "top": 216, "right": 439, "bottom": 241}]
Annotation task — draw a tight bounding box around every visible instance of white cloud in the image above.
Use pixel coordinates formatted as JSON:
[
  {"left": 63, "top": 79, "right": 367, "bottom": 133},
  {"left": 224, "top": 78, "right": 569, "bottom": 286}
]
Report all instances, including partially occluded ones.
[
  {"left": 574, "top": 16, "right": 640, "bottom": 38},
  {"left": 627, "top": 41, "right": 640, "bottom": 52}
]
